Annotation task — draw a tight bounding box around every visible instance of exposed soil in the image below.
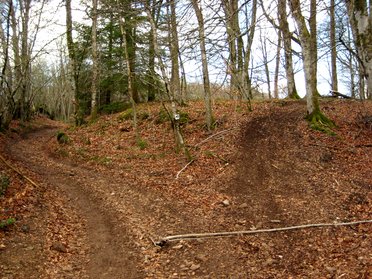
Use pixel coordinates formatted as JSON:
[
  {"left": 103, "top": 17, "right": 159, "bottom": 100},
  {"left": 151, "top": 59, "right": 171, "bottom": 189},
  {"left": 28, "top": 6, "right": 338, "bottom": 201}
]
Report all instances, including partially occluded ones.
[{"left": 1, "top": 99, "right": 371, "bottom": 278}]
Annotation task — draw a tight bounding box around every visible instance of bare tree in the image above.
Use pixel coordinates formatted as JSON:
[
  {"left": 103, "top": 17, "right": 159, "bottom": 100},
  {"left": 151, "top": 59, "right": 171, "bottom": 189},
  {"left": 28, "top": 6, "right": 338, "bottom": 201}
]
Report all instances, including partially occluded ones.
[
  {"left": 344, "top": 0, "right": 372, "bottom": 99},
  {"left": 273, "top": 30, "right": 282, "bottom": 99},
  {"left": 191, "top": 0, "right": 214, "bottom": 131},
  {"left": 91, "top": 0, "right": 99, "bottom": 119},
  {"left": 278, "top": 0, "right": 299, "bottom": 99},
  {"left": 168, "top": 0, "right": 183, "bottom": 105},
  {"left": 118, "top": 5, "right": 140, "bottom": 143},
  {"left": 66, "top": 0, "right": 85, "bottom": 125},
  {"left": 288, "top": 0, "right": 334, "bottom": 127},
  {"left": 0, "top": 1, "right": 14, "bottom": 129},
  {"left": 330, "top": 0, "right": 338, "bottom": 94},
  {"left": 144, "top": 0, "right": 191, "bottom": 161}
]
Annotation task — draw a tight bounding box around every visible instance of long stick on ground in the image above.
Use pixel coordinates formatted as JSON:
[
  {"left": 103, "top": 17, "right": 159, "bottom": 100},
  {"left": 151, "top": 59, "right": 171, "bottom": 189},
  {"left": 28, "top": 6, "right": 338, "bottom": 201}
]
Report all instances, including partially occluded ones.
[
  {"left": 0, "top": 154, "right": 39, "bottom": 188},
  {"left": 155, "top": 220, "right": 372, "bottom": 246}
]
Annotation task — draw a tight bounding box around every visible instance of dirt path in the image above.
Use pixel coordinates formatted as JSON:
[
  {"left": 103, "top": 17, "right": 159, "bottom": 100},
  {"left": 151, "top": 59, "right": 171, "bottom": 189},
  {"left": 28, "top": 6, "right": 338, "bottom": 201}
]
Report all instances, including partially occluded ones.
[
  {"left": 3, "top": 101, "right": 371, "bottom": 278},
  {"left": 7, "top": 125, "right": 145, "bottom": 278},
  {"left": 6, "top": 123, "right": 232, "bottom": 278}
]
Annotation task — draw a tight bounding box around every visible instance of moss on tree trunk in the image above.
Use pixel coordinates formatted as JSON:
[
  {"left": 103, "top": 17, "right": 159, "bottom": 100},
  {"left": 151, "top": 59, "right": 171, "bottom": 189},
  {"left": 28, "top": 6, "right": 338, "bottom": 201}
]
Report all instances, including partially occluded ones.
[{"left": 306, "top": 109, "right": 336, "bottom": 135}]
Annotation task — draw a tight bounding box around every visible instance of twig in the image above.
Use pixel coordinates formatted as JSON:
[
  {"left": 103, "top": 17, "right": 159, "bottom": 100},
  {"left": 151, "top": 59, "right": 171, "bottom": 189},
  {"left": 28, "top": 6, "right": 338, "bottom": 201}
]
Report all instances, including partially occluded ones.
[
  {"left": 155, "top": 220, "right": 372, "bottom": 246},
  {"left": 194, "top": 128, "right": 236, "bottom": 149},
  {"left": 0, "top": 154, "right": 39, "bottom": 188},
  {"left": 175, "top": 159, "right": 194, "bottom": 179}
]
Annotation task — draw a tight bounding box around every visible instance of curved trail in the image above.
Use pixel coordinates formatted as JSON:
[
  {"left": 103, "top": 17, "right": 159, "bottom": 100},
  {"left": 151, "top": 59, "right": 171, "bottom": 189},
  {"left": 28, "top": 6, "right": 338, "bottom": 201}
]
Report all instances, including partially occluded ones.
[
  {"left": 8, "top": 125, "right": 145, "bottom": 278},
  {"left": 7, "top": 123, "right": 223, "bottom": 278}
]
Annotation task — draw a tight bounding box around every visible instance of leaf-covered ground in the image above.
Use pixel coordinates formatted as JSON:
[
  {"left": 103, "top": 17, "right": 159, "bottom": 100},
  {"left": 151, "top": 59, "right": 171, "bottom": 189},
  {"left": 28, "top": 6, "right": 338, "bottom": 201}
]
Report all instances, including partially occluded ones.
[{"left": 1, "top": 99, "right": 371, "bottom": 278}]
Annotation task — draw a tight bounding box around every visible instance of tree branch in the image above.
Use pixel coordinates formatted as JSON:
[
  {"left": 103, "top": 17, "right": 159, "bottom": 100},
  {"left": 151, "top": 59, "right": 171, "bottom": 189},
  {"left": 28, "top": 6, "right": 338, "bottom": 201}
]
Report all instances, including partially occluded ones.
[{"left": 155, "top": 220, "right": 372, "bottom": 246}]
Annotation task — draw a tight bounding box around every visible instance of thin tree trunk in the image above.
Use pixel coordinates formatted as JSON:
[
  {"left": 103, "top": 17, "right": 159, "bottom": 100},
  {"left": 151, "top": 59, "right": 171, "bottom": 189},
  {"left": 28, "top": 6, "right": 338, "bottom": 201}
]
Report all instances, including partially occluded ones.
[
  {"left": 289, "top": 0, "right": 333, "bottom": 128},
  {"left": 0, "top": 2, "right": 14, "bottom": 129},
  {"left": 168, "top": 0, "right": 182, "bottom": 105},
  {"left": 191, "top": 0, "right": 214, "bottom": 131},
  {"left": 144, "top": 2, "right": 191, "bottom": 161},
  {"left": 345, "top": 0, "right": 372, "bottom": 99},
  {"left": 243, "top": 0, "right": 257, "bottom": 101},
  {"left": 66, "top": 0, "right": 84, "bottom": 125},
  {"left": 273, "top": 31, "right": 282, "bottom": 99},
  {"left": 222, "top": 0, "right": 238, "bottom": 96},
  {"left": 119, "top": 15, "right": 139, "bottom": 143},
  {"left": 278, "top": 0, "right": 299, "bottom": 99},
  {"left": 91, "top": 0, "right": 99, "bottom": 119},
  {"left": 330, "top": 0, "right": 338, "bottom": 94}
]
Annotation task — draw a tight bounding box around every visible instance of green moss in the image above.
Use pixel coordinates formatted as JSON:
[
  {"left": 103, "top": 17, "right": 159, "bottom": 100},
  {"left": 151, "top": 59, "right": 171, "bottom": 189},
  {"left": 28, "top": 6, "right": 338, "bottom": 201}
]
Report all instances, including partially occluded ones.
[
  {"left": 306, "top": 110, "right": 336, "bottom": 136},
  {"left": 155, "top": 109, "right": 170, "bottom": 124},
  {"left": 0, "top": 173, "right": 10, "bottom": 196},
  {"left": 100, "top": 102, "right": 131, "bottom": 114},
  {"left": 118, "top": 108, "right": 133, "bottom": 121},
  {"left": 56, "top": 131, "right": 70, "bottom": 144},
  {"left": 118, "top": 109, "right": 150, "bottom": 122},
  {"left": 178, "top": 111, "right": 190, "bottom": 125},
  {"left": 289, "top": 88, "right": 300, "bottom": 99}
]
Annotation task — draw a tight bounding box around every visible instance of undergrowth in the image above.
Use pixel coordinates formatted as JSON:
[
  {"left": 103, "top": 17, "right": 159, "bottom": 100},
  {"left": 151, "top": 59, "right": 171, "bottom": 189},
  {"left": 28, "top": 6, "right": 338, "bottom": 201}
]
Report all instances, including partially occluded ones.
[{"left": 0, "top": 218, "right": 15, "bottom": 230}]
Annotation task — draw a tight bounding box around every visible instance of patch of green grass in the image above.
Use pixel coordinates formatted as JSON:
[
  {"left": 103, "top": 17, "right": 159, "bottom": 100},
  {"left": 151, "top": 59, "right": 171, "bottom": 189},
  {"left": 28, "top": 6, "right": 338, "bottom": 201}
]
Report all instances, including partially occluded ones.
[
  {"left": 91, "top": 155, "right": 112, "bottom": 165},
  {"left": 0, "top": 218, "right": 15, "bottom": 230},
  {"left": 155, "top": 109, "right": 170, "bottom": 124},
  {"left": 0, "top": 173, "right": 10, "bottom": 196},
  {"left": 56, "top": 148, "right": 69, "bottom": 157},
  {"left": 204, "top": 150, "right": 214, "bottom": 158},
  {"left": 76, "top": 147, "right": 88, "bottom": 158},
  {"left": 137, "top": 138, "right": 148, "bottom": 150}
]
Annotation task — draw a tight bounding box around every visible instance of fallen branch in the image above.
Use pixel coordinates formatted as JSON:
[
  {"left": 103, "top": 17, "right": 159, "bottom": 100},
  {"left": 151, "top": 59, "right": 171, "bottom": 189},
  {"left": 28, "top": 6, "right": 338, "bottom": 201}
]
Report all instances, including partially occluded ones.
[
  {"left": 175, "top": 159, "right": 194, "bottom": 179},
  {"left": 155, "top": 220, "right": 372, "bottom": 246},
  {"left": 0, "top": 154, "right": 39, "bottom": 188},
  {"left": 329, "top": 90, "right": 352, "bottom": 99}
]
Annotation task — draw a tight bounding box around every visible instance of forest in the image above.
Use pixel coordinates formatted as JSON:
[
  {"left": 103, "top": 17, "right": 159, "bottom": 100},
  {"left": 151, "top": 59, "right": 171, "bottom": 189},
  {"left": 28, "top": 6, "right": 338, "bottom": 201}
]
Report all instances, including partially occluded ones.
[
  {"left": 0, "top": 0, "right": 372, "bottom": 278},
  {"left": 0, "top": 0, "right": 371, "bottom": 131}
]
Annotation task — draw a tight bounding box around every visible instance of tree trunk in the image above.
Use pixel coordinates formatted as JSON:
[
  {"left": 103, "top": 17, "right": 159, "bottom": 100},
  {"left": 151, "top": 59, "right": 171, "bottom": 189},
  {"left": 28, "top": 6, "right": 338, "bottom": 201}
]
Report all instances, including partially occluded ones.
[
  {"left": 222, "top": 0, "right": 238, "bottom": 96},
  {"left": 168, "top": 0, "right": 182, "bottom": 105},
  {"left": 289, "top": 0, "right": 333, "bottom": 129},
  {"left": 119, "top": 15, "right": 139, "bottom": 143},
  {"left": 19, "top": 0, "right": 32, "bottom": 121},
  {"left": 91, "top": 0, "right": 99, "bottom": 119},
  {"left": 278, "top": 0, "right": 299, "bottom": 99},
  {"left": 260, "top": 29, "right": 271, "bottom": 98},
  {"left": 273, "top": 31, "right": 282, "bottom": 99},
  {"left": 243, "top": 0, "right": 257, "bottom": 101},
  {"left": 0, "top": 2, "right": 14, "bottom": 129},
  {"left": 330, "top": 0, "right": 338, "bottom": 94},
  {"left": 144, "top": 2, "right": 191, "bottom": 161},
  {"left": 191, "top": 0, "right": 214, "bottom": 131},
  {"left": 66, "top": 0, "right": 84, "bottom": 125},
  {"left": 345, "top": 0, "right": 372, "bottom": 99}
]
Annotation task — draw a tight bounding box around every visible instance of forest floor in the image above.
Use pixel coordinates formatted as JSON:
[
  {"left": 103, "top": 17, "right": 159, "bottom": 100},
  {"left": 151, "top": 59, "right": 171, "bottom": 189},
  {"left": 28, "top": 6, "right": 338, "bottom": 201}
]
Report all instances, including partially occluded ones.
[{"left": 0, "top": 99, "right": 371, "bottom": 278}]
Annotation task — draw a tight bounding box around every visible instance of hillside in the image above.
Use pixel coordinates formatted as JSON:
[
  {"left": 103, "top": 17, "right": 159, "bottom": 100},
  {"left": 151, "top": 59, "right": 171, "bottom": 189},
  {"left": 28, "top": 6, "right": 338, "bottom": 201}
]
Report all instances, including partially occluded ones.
[{"left": 1, "top": 99, "right": 371, "bottom": 278}]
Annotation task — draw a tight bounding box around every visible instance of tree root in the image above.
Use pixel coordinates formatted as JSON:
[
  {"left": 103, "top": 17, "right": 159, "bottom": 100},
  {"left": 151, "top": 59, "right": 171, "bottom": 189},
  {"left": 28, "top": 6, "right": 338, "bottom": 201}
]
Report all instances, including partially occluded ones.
[{"left": 306, "top": 110, "right": 336, "bottom": 135}]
